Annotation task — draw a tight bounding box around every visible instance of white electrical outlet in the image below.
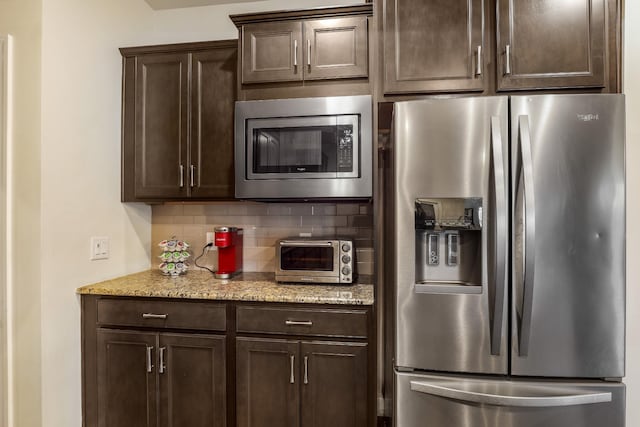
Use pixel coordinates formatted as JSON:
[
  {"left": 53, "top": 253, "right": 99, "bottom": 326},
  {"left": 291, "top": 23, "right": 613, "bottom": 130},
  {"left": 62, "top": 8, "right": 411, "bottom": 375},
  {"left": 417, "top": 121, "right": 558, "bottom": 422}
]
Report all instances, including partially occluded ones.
[
  {"left": 90, "top": 236, "right": 110, "bottom": 260},
  {"left": 205, "top": 231, "right": 215, "bottom": 253}
]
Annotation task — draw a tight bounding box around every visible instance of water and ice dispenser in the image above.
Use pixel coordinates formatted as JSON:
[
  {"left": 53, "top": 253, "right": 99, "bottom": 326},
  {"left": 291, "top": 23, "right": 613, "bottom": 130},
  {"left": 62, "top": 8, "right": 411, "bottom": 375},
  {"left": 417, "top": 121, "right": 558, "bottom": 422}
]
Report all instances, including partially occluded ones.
[{"left": 415, "top": 198, "right": 483, "bottom": 291}]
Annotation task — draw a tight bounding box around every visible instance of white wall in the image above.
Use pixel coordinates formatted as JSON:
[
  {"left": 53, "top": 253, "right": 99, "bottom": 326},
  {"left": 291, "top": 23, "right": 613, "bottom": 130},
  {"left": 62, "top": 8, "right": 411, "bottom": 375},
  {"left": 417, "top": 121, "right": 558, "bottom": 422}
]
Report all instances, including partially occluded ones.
[
  {"left": 38, "top": 1, "right": 363, "bottom": 426},
  {"left": 624, "top": 1, "right": 640, "bottom": 424},
  {"left": 0, "top": 1, "right": 42, "bottom": 426}
]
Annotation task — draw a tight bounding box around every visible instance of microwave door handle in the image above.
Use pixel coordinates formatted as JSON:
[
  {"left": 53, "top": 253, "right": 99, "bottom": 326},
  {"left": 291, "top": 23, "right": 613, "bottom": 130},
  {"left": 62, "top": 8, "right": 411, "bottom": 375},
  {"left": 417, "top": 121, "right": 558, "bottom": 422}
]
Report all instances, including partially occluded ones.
[
  {"left": 489, "top": 116, "right": 507, "bottom": 356},
  {"left": 279, "top": 241, "right": 334, "bottom": 247},
  {"left": 517, "top": 115, "right": 536, "bottom": 357}
]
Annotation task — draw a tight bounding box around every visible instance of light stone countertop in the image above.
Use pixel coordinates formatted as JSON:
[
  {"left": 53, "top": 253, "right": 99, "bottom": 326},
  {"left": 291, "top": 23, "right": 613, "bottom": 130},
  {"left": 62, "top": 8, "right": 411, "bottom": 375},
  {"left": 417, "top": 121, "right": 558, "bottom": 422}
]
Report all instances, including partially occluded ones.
[{"left": 77, "top": 270, "right": 374, "bottom": 306}]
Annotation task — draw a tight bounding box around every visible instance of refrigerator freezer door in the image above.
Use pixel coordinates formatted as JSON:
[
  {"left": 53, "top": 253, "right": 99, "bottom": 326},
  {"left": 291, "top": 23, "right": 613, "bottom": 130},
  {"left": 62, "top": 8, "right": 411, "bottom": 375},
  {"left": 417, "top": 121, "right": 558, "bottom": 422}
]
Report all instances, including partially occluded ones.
[
  {"left": 510, "top": 94, "right": 625, "bottom": 378},
  {"left": 393, "top": 97, "right": 509, "bottom": 375},
  {"left": 395, "top": 371, "right": 625, "bottom": 427}
]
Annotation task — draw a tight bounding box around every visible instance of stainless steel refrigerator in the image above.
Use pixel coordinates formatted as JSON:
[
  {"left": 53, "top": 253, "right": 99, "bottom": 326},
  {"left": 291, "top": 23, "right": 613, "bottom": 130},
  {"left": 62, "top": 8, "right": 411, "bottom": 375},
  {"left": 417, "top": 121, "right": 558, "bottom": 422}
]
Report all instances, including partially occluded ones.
[{"left": 391, "top": 94, "right": 625, "bottom": 427}]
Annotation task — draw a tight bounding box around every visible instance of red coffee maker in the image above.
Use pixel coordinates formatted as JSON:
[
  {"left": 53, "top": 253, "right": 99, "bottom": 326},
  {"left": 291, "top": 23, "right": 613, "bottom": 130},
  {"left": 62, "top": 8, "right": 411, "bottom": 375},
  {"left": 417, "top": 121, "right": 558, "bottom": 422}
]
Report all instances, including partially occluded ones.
[{"left": 214, "top": 226, "right": 243, "bottom": 279}]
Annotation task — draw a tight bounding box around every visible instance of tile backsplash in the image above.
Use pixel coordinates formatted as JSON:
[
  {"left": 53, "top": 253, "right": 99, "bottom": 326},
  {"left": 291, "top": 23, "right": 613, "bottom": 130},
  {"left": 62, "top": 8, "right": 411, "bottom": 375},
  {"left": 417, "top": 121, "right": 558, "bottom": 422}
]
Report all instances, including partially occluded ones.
[{"left": 151, "top": 201, "right": 374, "bottom": 276}]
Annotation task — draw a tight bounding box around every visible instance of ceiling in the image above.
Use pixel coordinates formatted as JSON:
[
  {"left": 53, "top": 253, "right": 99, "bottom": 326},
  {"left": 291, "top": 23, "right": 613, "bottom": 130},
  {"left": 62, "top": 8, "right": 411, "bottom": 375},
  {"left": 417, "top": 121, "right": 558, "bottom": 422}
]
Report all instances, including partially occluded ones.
[{"left": 144, "top": 0, "right": 261, "bottom": 10}]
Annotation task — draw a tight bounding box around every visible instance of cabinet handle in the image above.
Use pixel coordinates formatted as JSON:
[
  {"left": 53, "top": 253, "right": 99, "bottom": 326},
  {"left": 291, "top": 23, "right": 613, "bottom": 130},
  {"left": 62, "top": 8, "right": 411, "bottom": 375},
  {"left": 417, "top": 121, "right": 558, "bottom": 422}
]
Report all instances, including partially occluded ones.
[
  {"left": 159, "top": 347, "right": 166, "bottom": 374},
  {"left": 307, "top": 39, "right": 311, "bottom": 67},
  {"left": 179, "top": 164, "right": 184, "bottom": 188},
  {"left": 285, "top": 320, "right": 313, "bottom": 326},
  {"left": 303, "top": 356, "right": 309, "bottom": 384},
  {"left": 142, "top": 313, "right": 168, "bottom": 320},
  {"left": 190, "top": 164, "right": 196, "bottom": 188},
  {"left": 294, "top": 40, "right": 298, "bottom": 67},
  {"left": 476, "top": 45, "right": 482, "bottom": 76},
  {"left": 505, "top": 44, "right": 511, "bottom": 75},
  {"left": 146, "top": 346, "right": 153, "bottom": 373},
  {"left": 290, "top": 355, "right": 295, "bottom": 384}
]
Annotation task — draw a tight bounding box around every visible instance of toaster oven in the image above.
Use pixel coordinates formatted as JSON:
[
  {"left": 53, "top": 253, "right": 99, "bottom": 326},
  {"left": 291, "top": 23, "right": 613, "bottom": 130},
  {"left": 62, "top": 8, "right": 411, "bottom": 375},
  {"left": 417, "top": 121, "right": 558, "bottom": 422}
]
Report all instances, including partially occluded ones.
[{"left": 275, "top": 239, "right": 355, "bottom": 284}]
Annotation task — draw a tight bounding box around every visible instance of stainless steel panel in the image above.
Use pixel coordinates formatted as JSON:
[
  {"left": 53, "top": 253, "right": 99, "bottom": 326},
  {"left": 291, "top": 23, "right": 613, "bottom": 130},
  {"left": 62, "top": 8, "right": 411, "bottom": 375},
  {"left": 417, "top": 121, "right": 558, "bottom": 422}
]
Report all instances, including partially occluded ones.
[
  {"left": 510, "top": 94, "right": 625, "bottom": 378},
  {"left": 394, "top": 371, "right": 625, "bottom": 427},
  {"left": 393, "top": 97, "right": 509, "bottom": 374},
  {"left": 235, "top": 95, "right": 372, "bottom": 199}
]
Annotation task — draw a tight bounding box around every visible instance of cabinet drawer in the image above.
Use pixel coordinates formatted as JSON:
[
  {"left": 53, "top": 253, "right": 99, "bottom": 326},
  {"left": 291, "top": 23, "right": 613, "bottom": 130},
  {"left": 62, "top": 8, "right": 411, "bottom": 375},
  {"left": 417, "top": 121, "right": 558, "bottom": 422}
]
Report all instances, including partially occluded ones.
[
  {"left": 236, "top": 305, "right": 368, "bottom": 339},
  {"left": 97, "top": 298, "right": 226, "bottom": 331}
]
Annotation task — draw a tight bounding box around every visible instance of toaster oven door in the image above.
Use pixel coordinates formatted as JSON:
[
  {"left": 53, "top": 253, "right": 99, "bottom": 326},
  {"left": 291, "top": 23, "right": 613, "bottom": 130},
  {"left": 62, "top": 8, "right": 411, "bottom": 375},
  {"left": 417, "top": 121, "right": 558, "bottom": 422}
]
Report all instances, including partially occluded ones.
[{"left": 276, "top": 241, "right": 340, "bottom": 283}]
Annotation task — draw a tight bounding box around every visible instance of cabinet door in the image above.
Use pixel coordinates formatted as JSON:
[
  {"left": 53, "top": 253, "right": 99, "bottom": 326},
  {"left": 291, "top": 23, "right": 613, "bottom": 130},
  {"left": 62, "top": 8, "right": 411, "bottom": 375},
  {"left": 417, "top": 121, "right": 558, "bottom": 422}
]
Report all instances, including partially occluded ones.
[
  {"left": 159, "top": 333, "right": 226, "bottom": 427},
  {"left": 236, "top": 337, "right": 300, "bottom": 427},
  {"left": 383, "top": 0, "right": 485, "bottom": 94},
  {"left": 497, "top": 0, "right": 606, "bottom": 90},
  {"left": 304, "top": 17, "right": 368, "bottom": 81},
  {"left": 134, "top": 53, "right": 189, "bottom": 198},
  {"left": 300, "top": 342, "right": 368, "bottom": 427},
  {"left": 97, "top": 329, "right": 158, "bottom": 427},
  {"left": 241, "top": 21, "right": 303, "bottom": 84},
  {"left": 190, "top": 47, "right": 236, "bottom": 198}
]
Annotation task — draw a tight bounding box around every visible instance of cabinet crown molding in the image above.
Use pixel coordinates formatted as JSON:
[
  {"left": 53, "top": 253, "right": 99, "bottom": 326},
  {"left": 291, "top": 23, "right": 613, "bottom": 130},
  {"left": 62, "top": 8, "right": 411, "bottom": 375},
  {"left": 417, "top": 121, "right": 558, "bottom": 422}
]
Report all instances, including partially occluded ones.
[
  {"left": 230, "top": 3, "right": 373, "bottom": 27},
  {"left": 119, "top": 39, "right": 237, "bottom": 57}
]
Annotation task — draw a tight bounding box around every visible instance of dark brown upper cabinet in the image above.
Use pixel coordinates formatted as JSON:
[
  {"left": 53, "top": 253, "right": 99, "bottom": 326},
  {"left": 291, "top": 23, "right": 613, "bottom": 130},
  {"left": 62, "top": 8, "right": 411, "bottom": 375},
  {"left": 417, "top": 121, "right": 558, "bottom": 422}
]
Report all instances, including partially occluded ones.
[
  {"left": 384, "top": 0, "right": 486, "bottom": 94},
  {"left": 121, "top": 40, "right": 237, "bottom": 202},
  {"left": 304, "top": 17, "right": 369, "bottom": 81},
  {"left": 383, "top": 0, "right": 619, "bottom": 94},
  {"left": 232, "top": 5, "right": 371, "bottom": 86},
  {"left": 496, "top": 0, "right": 606, "bottom": 91},
  {"left": 241, "top": 21, "right": 303, "bottom": 84}
]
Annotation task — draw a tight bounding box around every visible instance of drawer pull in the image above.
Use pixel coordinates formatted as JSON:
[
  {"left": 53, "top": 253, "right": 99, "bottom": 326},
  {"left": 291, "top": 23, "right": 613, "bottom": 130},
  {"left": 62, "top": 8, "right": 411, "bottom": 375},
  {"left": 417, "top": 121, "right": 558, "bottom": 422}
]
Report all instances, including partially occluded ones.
[
  {"left": 159, "top": 347, "right": 166, "bottom": 374},
  {"left": 290, "top": 355, "right": 295, "bottom": 384},
  {"left": 146, "top": 346, "right": 153, "bottom": 373},
  {"left": 285, "top": 320, "right": 313, "bottom": 326},
  {"left": 142, "top": 313, "right": 168, "bottom": 320}
]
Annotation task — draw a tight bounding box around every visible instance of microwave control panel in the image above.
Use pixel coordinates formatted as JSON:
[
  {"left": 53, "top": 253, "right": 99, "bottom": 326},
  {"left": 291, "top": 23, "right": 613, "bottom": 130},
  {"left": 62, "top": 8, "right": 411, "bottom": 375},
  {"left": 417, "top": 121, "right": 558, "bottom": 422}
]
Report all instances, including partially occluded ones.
[{"left": 337, "top": 126, "right": 354, "bottom": 173}]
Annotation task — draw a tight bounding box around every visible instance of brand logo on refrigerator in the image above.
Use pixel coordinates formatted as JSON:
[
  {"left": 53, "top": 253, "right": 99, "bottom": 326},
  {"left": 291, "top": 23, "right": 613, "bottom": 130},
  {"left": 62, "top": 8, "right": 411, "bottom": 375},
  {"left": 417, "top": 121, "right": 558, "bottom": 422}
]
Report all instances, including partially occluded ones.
[{"left": 577, "top": 113, "right": 599, "bottom": 122}]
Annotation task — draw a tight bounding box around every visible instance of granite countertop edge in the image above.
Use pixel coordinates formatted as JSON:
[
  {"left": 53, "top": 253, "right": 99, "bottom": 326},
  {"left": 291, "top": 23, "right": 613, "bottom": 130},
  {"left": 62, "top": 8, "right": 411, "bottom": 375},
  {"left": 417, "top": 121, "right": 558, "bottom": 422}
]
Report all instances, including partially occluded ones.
[{"left": 77, "top": 270, "right": 374, "bottom": 306}]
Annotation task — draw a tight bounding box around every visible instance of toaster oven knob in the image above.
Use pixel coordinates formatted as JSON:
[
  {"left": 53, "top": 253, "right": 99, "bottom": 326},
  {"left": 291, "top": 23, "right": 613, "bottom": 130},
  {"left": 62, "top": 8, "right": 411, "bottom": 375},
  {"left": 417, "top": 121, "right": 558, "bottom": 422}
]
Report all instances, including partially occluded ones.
[
  {"left": 341, "top": 266, "right": 351, "bottom": 276},
  {"left": 341, "top": 243, "right": 351, "bottom": 252},
  {"left": 342, "top": 255, "right": 351, "bottom": 264}
]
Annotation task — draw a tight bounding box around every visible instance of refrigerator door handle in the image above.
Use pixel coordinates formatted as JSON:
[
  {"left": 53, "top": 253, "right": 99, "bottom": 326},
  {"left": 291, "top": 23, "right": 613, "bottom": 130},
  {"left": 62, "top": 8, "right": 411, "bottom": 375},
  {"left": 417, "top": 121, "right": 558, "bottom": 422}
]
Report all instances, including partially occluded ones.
[
  {"left": 409, "top": 380, "right": 612, "bottom": 408},
  {"left": 517, "top": 115, "right": 536, "bottom": 357},
  {"left": 489, "top": 116, "right": 507, "bottom": 356}
]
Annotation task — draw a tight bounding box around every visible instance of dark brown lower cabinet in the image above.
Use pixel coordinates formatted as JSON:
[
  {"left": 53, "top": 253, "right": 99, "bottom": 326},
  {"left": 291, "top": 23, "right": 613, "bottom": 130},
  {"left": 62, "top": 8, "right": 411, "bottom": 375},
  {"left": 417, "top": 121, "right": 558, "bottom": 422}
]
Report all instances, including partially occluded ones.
[
  {"left": 301, "top": 342, "right": 368, "bottom": 427},
  {"left": 96, "top": 329, "right": 225, "bottom": 427},
  {"left": 236, "top": 338, "right": 299, "bottom": 427},
  {"left": 236, "top": 337, "right": 368, "bottom": 427},
  {"left": 159, "top": 333, "right": 226, "bottom": 427},
  {"left": 97, "top": 330, "right": 157, "bottom": 427}
]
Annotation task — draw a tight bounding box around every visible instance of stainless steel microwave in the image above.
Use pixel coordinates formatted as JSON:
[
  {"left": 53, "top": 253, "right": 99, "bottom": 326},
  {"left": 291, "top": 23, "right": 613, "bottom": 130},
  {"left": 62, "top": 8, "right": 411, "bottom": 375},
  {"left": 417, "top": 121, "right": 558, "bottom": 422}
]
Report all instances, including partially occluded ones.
[
  {"left": 234, "top": 95, "right": 372, "bottom": 199},
  {"left": 275, "top": 238, "right": 355, "bottom": 284}
]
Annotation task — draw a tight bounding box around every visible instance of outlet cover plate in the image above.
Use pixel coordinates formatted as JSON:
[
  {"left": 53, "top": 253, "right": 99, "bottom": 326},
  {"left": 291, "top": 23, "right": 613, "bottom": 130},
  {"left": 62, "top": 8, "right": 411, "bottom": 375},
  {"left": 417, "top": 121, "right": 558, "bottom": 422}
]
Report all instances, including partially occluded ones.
[{"left": 90, "top": 236, "right": 110, "bottom": 260}]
